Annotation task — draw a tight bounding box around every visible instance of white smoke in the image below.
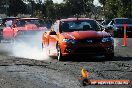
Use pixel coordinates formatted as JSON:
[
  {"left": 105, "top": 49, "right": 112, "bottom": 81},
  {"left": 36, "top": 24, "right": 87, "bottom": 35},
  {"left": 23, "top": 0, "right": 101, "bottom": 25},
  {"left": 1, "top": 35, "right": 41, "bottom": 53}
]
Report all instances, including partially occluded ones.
[{"left": 10, "top": 32, "right": 50, "bottom": 60}]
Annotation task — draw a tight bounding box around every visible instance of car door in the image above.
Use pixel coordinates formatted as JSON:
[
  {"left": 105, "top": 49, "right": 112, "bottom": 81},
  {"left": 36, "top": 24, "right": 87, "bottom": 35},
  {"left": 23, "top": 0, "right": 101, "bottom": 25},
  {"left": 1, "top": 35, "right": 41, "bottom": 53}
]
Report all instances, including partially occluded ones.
[{"left": 48, "top": 21, "right": 59, "bottom": 55}]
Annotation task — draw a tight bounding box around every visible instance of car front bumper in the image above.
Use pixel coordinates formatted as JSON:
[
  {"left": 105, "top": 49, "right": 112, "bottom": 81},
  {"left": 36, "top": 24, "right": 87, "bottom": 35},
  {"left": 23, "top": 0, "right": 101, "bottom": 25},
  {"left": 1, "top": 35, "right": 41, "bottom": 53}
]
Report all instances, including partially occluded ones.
[{"left": 60, "top": 42, "right": 114, "bottom": 56}]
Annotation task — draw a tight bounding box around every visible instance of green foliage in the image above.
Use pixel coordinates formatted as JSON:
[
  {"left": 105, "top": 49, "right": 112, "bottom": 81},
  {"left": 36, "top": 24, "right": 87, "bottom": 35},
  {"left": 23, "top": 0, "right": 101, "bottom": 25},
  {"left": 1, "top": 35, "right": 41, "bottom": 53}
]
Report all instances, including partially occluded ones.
[
  {"left": 42, "top": 0, "right": 96, "bottom": 19},
  {"left": 0, "top": 0, "right": 131, "bottom": 19},
  {"left": 99, "top": 0, "right": 132, "bottom": 19},
  {"left": 8, "top": 0, "right": 27, "bottom": 16},
  {"left": 0, "top": 0, "right": 98, "bottom": 18},
  {"left": 64, "top": 0, "right": 94, "bottom": 16}
]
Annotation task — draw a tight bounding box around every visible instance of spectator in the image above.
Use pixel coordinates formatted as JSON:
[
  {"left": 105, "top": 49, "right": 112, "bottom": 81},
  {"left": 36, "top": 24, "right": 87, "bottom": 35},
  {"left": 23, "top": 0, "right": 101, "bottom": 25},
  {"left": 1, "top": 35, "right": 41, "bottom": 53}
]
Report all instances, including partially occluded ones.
[{"left": 5, "top": 20, "right": 13, "bottom": 27}]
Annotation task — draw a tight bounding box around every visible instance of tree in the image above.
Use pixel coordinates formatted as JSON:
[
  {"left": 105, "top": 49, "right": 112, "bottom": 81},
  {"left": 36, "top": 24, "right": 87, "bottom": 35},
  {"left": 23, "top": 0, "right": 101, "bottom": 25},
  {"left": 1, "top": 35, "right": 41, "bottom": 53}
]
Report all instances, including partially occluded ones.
[
  {"left": 0, "top": 0, "right": 9, "bottom": 14},
  {"left": 99, "top": 0, "right": 132, "bottom": 19},
  {"left": 44, "top": 0, "right": 54, "bottom": 18},
  {"left": 63, "top": 0, "right": 94, "bottom": 17},
  {"left": 98, "top": 0, "right": 106, "bottom": 6},
  {"left": 8, "top": 0, "right": 27, "bottom": 16}
]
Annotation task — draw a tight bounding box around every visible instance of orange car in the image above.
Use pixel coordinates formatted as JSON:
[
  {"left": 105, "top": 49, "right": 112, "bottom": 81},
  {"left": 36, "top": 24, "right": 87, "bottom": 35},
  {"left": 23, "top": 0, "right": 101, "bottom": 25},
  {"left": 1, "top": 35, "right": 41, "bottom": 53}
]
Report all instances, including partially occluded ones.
[
  {"left": 14, "top": 18, "right": 47, "bottom": 40},
  {"left": 1, "top": 18, "right": 47, "bottom": 42},
  {"left": 1, "top": 17, "right": 19, "bottom": 42},
  {"left": 42, "top": 18, "right": 114, "bottom": 61}
]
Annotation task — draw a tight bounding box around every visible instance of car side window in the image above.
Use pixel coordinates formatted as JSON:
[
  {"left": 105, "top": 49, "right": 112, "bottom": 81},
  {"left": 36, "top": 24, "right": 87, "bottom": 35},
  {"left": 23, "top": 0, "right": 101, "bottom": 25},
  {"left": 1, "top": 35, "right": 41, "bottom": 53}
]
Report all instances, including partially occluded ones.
[{"left": 54, "top": 21, "right": 58, "bottom": 33}]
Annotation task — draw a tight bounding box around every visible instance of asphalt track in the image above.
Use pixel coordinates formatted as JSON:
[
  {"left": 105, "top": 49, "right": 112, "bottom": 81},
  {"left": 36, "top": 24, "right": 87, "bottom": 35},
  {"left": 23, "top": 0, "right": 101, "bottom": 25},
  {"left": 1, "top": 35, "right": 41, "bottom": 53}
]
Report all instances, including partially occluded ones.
[{"left": 0, "top": 38, "right": 132, "bottom": 88}]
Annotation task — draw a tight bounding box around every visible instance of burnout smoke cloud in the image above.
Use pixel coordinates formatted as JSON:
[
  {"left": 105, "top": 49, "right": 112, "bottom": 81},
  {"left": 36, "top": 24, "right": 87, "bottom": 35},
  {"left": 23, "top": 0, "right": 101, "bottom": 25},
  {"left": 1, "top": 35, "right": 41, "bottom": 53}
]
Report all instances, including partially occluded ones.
[{"left": 11, "top": 32, "right": 49, "bottom": 60}]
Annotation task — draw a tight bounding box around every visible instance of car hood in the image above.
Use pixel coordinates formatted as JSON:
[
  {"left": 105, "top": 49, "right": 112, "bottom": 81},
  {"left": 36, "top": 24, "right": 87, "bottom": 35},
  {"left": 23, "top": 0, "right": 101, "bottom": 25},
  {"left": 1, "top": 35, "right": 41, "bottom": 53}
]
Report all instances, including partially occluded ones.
[{"left": 61, "top": 31, "right": 110, "bottom": 39}]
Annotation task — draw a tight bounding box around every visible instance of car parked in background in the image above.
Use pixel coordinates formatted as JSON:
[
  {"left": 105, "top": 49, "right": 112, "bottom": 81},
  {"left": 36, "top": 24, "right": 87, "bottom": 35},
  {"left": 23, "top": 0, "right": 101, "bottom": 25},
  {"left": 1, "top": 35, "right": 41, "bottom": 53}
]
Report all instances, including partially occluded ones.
[
  {"left": 106, "top": 18, "right": 132, "bottom": 37},
  {"left": 15, "top": 18, "right": 47, "bottom": 41},
  {"left": 42, "top": 18, "right": 114, "bottom": 61},
  {"left": 1, "top": 18, "right": 47, "bottom": 43}
]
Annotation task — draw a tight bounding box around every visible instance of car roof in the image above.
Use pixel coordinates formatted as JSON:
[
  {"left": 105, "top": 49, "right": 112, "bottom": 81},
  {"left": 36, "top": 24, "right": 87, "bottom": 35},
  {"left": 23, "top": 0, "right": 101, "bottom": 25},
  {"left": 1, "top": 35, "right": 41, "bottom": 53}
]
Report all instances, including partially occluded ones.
[
  {"left": 60, "top": 18, "right": 95, "bottom": 21},
  {"left": 114, "top": 18, "right": 129, "bottom": 20}
]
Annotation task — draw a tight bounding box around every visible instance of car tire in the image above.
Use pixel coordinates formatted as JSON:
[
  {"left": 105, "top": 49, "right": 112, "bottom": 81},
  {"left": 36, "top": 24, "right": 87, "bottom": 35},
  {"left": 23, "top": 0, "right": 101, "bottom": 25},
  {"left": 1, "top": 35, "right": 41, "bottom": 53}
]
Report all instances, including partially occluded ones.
[
  {"left": 57, "top": 44, "right": 64, "bottom": 61},
  {"left": 105, "top": 53, "right": 114, "bottom": 60}
]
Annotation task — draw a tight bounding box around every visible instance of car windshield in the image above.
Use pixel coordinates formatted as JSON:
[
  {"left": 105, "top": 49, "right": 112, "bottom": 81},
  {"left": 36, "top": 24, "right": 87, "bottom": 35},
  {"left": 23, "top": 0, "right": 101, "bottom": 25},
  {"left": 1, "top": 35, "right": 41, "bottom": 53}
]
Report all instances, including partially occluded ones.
[
  {"left": 16, "top": 19, "right": 46, "bottom": 27},
  {"left": 115, "top": 19, "right": 132, "bottom": 24},
  {"left": 60, "top": 20, "right": 100, "bottom": 32}
]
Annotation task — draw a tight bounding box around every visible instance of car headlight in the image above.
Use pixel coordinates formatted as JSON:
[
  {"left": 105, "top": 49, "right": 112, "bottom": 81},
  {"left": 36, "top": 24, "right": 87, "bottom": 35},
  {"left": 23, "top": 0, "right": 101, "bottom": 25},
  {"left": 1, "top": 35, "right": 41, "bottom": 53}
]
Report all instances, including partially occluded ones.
[
  {"left": 102, "top": 37, "right": 113, "bottom": 43},
  {"left": 62, "top": 38, "right": 76, "bottom": 44}
]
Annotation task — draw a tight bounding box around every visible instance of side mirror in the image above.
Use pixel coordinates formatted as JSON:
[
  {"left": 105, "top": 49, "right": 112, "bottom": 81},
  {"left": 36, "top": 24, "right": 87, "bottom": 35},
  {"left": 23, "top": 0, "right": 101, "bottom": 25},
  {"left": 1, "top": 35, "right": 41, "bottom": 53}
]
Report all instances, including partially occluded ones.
[{"left": 49, "top": 31, "right": 56, "bottom": 35}]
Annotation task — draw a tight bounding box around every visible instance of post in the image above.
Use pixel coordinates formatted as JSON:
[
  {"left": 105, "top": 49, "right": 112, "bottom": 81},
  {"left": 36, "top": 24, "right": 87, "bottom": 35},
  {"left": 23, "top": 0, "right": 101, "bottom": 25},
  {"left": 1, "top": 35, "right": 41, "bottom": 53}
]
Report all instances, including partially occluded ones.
[{"left": 123, "top": 23, "right": 127, "bottom": 46}]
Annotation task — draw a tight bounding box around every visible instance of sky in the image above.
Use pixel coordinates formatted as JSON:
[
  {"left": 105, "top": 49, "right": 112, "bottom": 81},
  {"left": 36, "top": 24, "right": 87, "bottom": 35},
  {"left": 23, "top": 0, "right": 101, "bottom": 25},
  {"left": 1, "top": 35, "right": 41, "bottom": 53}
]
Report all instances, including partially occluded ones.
[{"left": 52, "top": 0, "right": 101, "bottom": 6}]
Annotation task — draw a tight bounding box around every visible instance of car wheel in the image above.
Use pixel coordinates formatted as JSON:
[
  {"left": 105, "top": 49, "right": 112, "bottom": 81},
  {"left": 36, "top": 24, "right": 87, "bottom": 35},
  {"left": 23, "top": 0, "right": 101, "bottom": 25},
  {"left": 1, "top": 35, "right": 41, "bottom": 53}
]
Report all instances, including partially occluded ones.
[
  {"left": 57, "top": 44, "right": 63, "bottom": 61},
  {"left": 105, "top": 53, "right": 114, "bottom": 60}
]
